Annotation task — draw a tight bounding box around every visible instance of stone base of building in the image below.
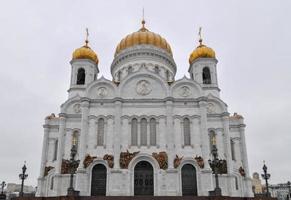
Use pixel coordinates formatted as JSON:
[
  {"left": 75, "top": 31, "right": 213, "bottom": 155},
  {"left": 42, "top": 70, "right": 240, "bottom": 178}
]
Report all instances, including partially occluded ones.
[{"left": 13, "top": 196, "right": 277, "bottom": 200}]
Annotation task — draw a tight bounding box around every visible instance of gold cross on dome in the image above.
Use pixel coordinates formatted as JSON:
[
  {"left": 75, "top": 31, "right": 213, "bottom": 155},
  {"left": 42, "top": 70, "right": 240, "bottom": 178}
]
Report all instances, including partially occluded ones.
[
  {"left": 85, "top": 28, "right": 89, "bottom": 46},
  {"left": 198, "top": 27, "right": 203, "bottom": 45}
]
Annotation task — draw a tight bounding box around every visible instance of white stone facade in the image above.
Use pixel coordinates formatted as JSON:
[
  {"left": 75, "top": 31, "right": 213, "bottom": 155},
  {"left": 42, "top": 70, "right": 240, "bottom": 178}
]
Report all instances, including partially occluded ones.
[{"left": 36, "top": 42, "right": 253, "bottom": 197}]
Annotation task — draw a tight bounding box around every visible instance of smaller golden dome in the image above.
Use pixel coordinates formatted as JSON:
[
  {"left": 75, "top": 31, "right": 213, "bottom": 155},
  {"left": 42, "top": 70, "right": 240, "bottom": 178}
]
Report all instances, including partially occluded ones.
[
  {"left": 189, "top": 29, "right": 215, "bottom": 64},
  {"left": 72, "top": 40, "right": 99, "bottom": 64}
]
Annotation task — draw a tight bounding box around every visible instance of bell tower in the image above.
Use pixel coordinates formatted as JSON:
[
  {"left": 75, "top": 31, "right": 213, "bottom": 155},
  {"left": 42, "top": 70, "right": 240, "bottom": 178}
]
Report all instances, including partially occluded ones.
[
  {"left": 188, "top": 28, "right": 220, "bottom": 97},
  {"left": 68, "top": 29, "right": 99, "bottom": 98}
]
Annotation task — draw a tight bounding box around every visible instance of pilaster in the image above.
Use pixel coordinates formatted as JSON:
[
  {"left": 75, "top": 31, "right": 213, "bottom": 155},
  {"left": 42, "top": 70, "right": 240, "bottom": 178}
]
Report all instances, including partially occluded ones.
[
  {"left": 113, "top": 100, "right": 122, "bottom": 169},
  {"left": 166, "top": 100, "right": 174, "bottom": 168}
]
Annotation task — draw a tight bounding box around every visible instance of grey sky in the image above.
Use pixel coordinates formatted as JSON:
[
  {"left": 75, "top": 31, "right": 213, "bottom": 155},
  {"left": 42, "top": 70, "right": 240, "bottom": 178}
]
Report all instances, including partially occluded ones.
[{"left": 0, "top": 0, "right": 290, "bottom": 187}]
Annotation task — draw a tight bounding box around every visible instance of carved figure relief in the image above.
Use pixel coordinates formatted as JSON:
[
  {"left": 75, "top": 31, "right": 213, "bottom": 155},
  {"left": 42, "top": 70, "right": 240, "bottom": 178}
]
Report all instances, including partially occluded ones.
[
  {"left": 136, "top": 80, "right": 151, "bottom": 96},
  {"left": 239, "top": 166, "right": 246, "bottom": 177},
  {"left": 45, "top": 113, "right": 56, "bottom": 120},
  {"left": 83, "top": 154, "right": 97, "bottom": 168},
  {"left": 174, "top": 155, "right": 183, "bottom": 168},
  {"left": 97, "top": 87, "right": 108, "bottom": 98},
  {"left": 73, "top": 104, "right": 81, "bottom": 113},
  {"left": 207, "top": 103, "right": 216, "bottom": 114},
  {"left": 179, "top": 86, "right": 191, "bottom": 97},
  {"left": 194, "top": 156, "right": 205, "bottom": 169},
  {"left": 44, "top": 166, "right": 54, "bottom": 176},
  {"left": 152, "top": 151, "right": 168, "bottom": 170},
  {"left": 103, "top": 154, "right": 114, "bottom": 168},
  {"left": 120, "top": 150, "right": 140, "bottom": 169},
  {"left": 61, "top": 159, "right": 79, "bottom": 174}
]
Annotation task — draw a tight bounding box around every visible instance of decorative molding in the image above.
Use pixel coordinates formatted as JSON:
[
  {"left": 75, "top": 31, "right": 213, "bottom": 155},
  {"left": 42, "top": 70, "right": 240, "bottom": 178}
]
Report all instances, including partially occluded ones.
[
  {"left": 61, "top": 159, "right": 79, "bottom": 174},
  {"left": 136, "top": 80, "right": 152, "bottom": 96}
]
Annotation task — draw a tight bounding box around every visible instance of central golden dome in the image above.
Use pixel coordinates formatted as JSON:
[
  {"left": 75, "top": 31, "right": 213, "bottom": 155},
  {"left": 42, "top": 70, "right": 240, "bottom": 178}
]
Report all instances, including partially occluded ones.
[{"left": 115, "top": 20, "right": 172, "bottom": 57}]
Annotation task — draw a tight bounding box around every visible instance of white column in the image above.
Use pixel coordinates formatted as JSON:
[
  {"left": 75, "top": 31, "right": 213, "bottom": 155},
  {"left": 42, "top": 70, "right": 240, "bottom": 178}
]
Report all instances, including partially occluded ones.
[
  {"left": 239, "top": 125, "right": 249, "bottom": 176},
  {"left": 137, "top": 119, "right": 141, "bottom": 147},
  {"left": 174, "top": 118, "right": 181, "bottom": 148},
  {"left": 192, "top": 117, "right": 201, "bottom": 154},
  {"left": 216, "top": 128, "right": 225, "bottom": 159},
  {"left": 222, "top": 114, "right": 234, "bottom": 196},
  {"left": 222, "top": 115, "right": 233, "bottom": 173},
  {"left": 199, "top": 101, "right": 210, "bottom": 168},
  {"left": 107, "top": 117, "right": 114, "bottom": 151},
  {"left": 166, "top": 100, "right": 174, "bottom": 168},
  {"left": 88, "top": 117, "right": 96, "bottom": 150},
  {"left": 55, "top": 114, "right": 66, "bottom": 174},
  {"left": 113, "top": 101, "right": 122, "bottom": 169},
  {"left": 75, "top": 99, "right": 90, "bottom": 195},
  {"left": 121, "top": 117, "right": 129, "bottom": 150},
  {"left": 78, "top": 99, "right": 90, "bottom": 165},
  {"left": 159, "top": 117, "right": 166, "bottom": 149},
  {"left": 39, "top": 124, "right": 50, "bottom": 177},
  {"left": 147, "top": 120, "right": 150, "bottom": 147}
]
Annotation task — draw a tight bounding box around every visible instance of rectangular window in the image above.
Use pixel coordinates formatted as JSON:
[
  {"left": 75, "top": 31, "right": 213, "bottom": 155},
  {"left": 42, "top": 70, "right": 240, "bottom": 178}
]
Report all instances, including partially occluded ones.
[{"left": 231, "top": 139, "right": 236, "bottom": 161}]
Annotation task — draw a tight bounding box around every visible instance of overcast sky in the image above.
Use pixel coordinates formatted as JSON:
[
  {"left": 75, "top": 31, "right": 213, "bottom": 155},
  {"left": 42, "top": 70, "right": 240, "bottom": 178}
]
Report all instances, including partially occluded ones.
[{"left": 0, "top": 0, "right": 290, "bottom": 187}]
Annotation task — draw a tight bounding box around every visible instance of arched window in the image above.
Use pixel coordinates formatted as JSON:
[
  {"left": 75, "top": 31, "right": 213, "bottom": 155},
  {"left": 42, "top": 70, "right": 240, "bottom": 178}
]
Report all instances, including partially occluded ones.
[
  {"left": 202, "top": 67, "right": 211, "bottom": 84},
  {"left": 97, "top": 118, "right": 105, "bottom": 146},
  {"left": 131, "top": 118, "right": 138, "bottom": 146},
  {"left": 76, "top": 68, "right": 85, "bottom": 85},
  {"left": 150, "top": 118, "right": 156, "bottom": 146},
  {"left": 209, "top": 130, "right": 216, "bottom": 152},
  {"left": 53, "top": 139, "right": 58, "bottom": 161},
  {"left": 231, "top": 139, "right": 236, "bottom": 161},
  {"left": 183, "top": 118, "right": 191, "bottom": 146},
  {"left": 127, "top": 66, "right": 133, "bottom": 74},
  {"left": 140, "top": 118, "right": 147, "bottom": 146},
  {"left": 72, "top": 131, "right": 79, "bottom": 151},
  {"left": 154, "top": 66, "right": 160, "bottom": 74}
]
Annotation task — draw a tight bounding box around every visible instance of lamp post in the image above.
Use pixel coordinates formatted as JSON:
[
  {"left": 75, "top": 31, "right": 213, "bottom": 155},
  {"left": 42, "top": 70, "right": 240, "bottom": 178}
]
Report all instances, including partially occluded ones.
[
  {"left": 19, "top": 162, "right": 28, "bottom": 197},
  {"left": 67, "top": 141, "right": 79, "bottom": 196},
  {"left": 261, "top": 161, "right": 271, "bottom": 197},
  {"left": 287, "top": 181, "right": 291, "bottom": 200},
  {"left": 208, "top": 137, "right": 222, "bottom": 196},
  {"left": 0, "top": 181, "right": 6, "bottom": 200}
]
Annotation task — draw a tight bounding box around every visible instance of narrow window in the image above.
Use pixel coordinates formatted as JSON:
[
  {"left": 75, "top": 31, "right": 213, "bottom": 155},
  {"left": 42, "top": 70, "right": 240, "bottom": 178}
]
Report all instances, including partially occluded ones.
[
  {"left": 53, "top": 140, "right": 58, "bottom": 161},
  {"left": 235, "top": 177, "right": 239, "bottom": 190},
  {"left": 50, "top": 176, "right": 54, "bottom": 190},
  {"left": 183, "top": 118, "right": 191, "bottom": 146},
  {"left": 97, "top": 118, "right": 105, "bottom": 146},
  {"left": 76, "top": 68, "right": 85, "bottom": 85},
  {"left": 131, "top": 118, "right": 138, "bottom": 146},
  {"left": 209, "top": 130, "right": 216, "bottom": 152},
  {"left": 231, "top": 139, "right": 236, "bottom": 161},
  {"left": 150, "top": 118, "right": 156, "bottom": 146},
  {"left": 72, "top": 131, "right": 79, "bottom": 151},
  {"left": 140, "top": 118, "right": 147, "bottom": 146},
  {"left": 202, "top": 67, "right": 211, "bottom": 84}
]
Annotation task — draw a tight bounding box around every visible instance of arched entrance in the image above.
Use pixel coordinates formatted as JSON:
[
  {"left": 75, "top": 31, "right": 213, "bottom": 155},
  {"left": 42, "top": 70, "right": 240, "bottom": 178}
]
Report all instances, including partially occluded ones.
[
  {"left": 181, "top": 164, "right": 197, "bottom": 196},
  {"left": 91, "top": 164, "right": 106, "bottom": 196},
  {"left": 134, "top": 161, "right": 154, "bottom": 196}
]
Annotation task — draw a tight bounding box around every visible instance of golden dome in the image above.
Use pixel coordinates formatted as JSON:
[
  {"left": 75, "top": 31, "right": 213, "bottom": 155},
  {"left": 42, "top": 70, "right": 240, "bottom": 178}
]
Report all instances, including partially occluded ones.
[
  {"left": 189, "top": 33, "right": 215, "bottom": 64},
  {"left": 115, "top": 20, "right": 172, "bottom": 57},
  {"left": 72, "top": 41, "right": 99, "bottom": 64}
]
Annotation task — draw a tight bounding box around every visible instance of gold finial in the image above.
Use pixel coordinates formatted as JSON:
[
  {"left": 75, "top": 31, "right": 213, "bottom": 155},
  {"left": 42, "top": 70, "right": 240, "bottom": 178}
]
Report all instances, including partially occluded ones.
[
  {"left": 198, "top": 27, "right": 203, "bottom": 45},
  {"left": 211, "top": 136, "right": 216, "bottom": 145},
  {"left": 85, "top": 28, "right": 89, "bottom": 46},
  {"left": 141, "top": 7, "right": 145, "bottom": 28}
]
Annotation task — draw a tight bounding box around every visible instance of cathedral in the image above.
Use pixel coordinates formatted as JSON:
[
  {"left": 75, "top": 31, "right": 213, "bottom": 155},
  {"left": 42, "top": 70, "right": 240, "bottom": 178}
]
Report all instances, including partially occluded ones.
[{"left": 36, "top": 20, "right": 253, "bottom": 197}]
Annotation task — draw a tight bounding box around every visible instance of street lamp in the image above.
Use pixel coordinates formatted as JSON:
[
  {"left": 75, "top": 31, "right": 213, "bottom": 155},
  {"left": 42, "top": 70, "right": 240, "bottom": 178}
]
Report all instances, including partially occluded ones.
[
  {"left": 0, "top": 181, "right": 6, "bottom": 200},
  {"left": 287, "top": 181, "right": 291, "bottom": 200},
  {"left": 67, "top": 141, "right": 79, "bottom": 196},
  {"left": 261, "top": 161, "right": 271, "bottom": 197},
  {"left": 19, "top": 162, "right": 28, "bottom": 197},
  {"left": 208, "top": 137, "right": 222, "bottom": 196}
]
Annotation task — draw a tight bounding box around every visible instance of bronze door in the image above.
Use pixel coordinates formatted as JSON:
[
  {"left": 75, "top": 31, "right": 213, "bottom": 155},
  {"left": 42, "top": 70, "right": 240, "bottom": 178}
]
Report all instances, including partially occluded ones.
[
  {"left": 134, "top": 161, "right": 154, "bottom": 196},
  {"left": 182, "top": 164, "right": 197, "bottom": 196},
  {"left": 91, "top": 164, "right": 106, "bottom": 196}
]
